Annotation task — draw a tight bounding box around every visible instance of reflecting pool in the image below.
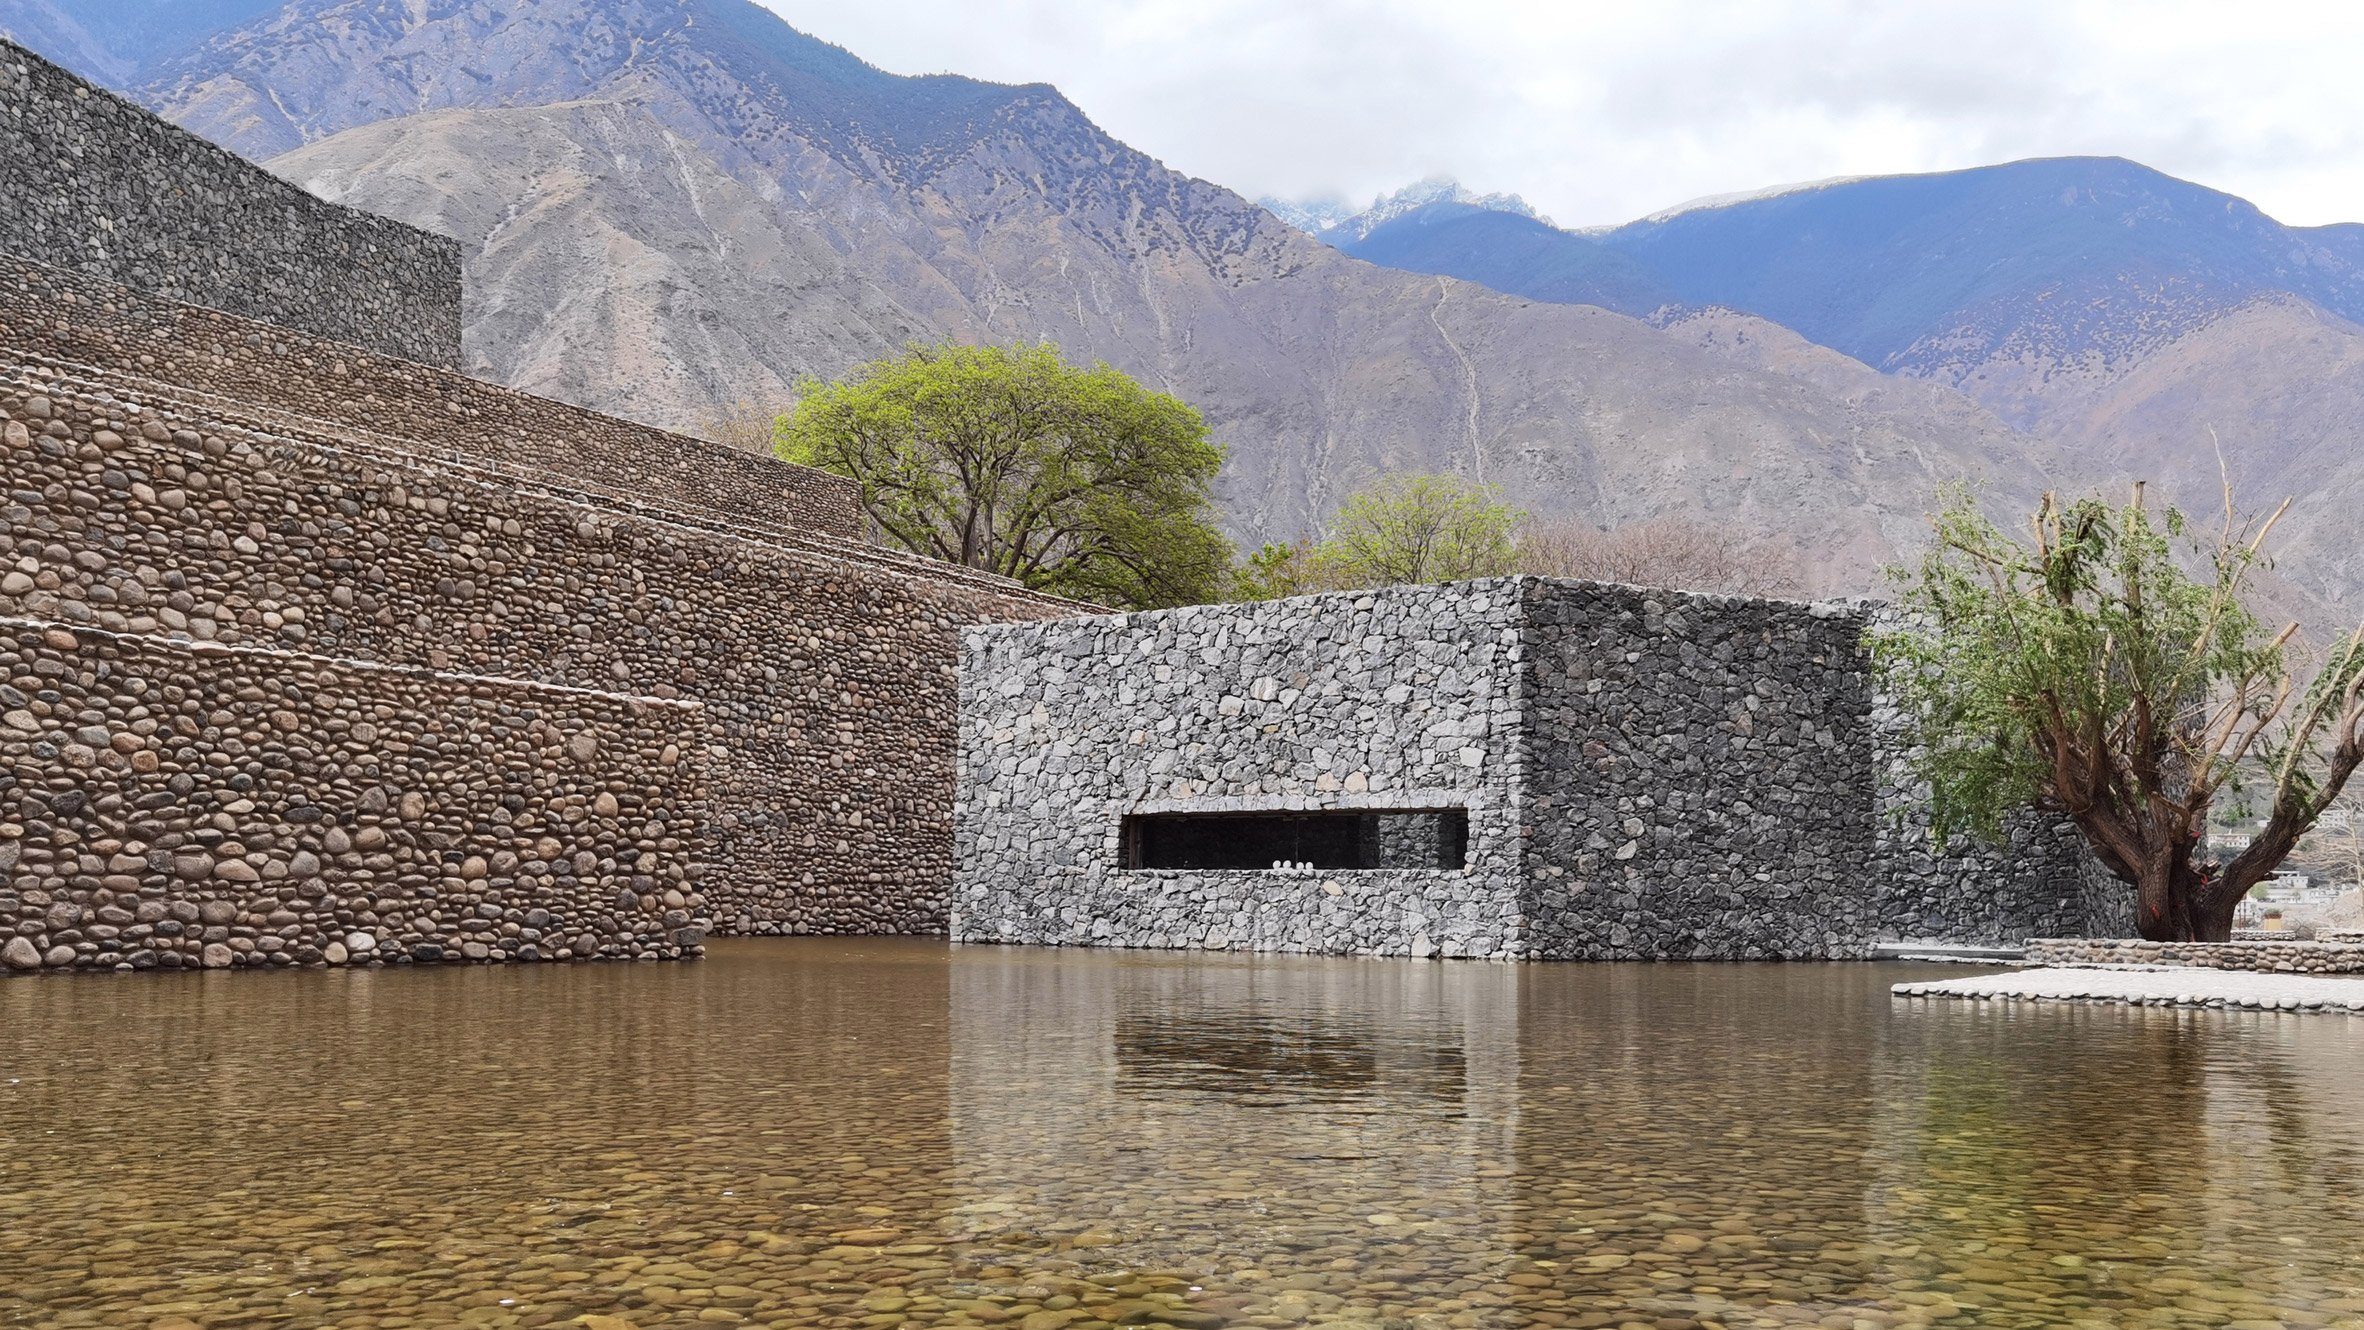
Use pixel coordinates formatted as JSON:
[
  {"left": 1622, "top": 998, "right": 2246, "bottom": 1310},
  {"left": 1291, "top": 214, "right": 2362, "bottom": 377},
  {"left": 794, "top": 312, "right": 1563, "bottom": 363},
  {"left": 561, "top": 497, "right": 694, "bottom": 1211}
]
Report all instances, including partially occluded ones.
[{"left": 4, "top": 940, "right": 2363, "bottom": 1329}]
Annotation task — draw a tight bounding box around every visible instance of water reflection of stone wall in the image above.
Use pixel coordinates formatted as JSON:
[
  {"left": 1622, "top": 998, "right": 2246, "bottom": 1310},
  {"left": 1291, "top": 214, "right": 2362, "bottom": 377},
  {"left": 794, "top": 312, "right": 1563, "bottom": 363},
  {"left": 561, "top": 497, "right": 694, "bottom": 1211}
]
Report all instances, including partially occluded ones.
[{"left": 945, "top": 949, "right": 1524, "bottom": 1297}]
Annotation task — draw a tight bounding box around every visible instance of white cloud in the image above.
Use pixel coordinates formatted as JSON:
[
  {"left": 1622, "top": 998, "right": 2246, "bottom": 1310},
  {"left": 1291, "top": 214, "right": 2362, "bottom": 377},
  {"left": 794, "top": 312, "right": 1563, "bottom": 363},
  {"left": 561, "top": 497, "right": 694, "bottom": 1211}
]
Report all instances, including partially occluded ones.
[{"left": 755, "top": 0, "right": 2364, "bottom": 227}]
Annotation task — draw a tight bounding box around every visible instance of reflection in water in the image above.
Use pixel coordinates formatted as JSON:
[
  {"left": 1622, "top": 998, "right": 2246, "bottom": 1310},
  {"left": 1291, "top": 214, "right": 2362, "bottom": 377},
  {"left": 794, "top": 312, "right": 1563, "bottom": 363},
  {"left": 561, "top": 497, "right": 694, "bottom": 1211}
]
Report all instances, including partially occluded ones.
[
  {"left": 1116, "top": 1008, "right": 1467, "bottom": 1106},
  {"left": 0, "top": 941, "right": 2361, "bottom": 1329}
]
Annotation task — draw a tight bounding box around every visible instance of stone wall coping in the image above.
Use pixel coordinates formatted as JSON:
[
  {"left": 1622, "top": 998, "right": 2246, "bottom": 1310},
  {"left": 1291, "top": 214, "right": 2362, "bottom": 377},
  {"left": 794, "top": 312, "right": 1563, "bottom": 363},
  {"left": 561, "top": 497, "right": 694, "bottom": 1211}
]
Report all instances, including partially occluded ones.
[
  {"left": 1126, "top": 791, "right": 1485, "bottom": 815},
  {"left": 0, "top": 614, "right": 702, "bottom": 713},
  {"left": 961, "top": 575, "right": 1868, "bottom": 640}
]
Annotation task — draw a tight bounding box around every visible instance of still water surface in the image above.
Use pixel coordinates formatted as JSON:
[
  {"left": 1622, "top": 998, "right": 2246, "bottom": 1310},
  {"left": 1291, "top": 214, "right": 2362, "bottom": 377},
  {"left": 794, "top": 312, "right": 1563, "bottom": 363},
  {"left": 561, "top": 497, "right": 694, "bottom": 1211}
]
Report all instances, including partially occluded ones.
[{"left": 4, "top": 940, "right": 2363, "bottom": 1329}]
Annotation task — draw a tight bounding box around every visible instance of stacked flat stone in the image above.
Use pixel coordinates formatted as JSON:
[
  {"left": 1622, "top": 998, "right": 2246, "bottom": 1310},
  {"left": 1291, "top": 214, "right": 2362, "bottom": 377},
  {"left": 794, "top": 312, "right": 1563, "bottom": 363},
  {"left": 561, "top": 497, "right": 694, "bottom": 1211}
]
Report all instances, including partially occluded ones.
[
  {"left": 957, "top": 579, "right": 2129, "bottom": 960},
  {"left": 0, "top": 620, "right": 705, "bottom": 972},
  {"left": 1866, "top": 605, "right": 2134, "bottom": 944},
  {"left": 0, "top": 40, "right": 461, "bottom": 366},
  {"left": 961, "top": 585, "right": 1529, "bottom": 957}
]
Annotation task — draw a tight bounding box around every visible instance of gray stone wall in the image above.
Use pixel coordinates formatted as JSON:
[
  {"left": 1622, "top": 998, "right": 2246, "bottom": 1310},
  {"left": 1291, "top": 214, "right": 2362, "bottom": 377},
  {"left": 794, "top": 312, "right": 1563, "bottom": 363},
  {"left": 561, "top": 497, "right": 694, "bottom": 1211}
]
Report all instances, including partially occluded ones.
[
  {"left": 1, "top": 253, "right": 867, "bottom": 542},
  {"left": 956, "top": 585, "right": 1529, "bottom": 957},
  {"left": 1, "top": 618, "right": 708, "bottom": 974},
  {"left": 1866, "top": 607, "right": 2135, "bottom": 944},
  {"left": 0, "top": 41, "right": 462, "bottom": 367},
  {"left": 1520, "top": 581, "right": 1881, "bottom": 959},
  {"left": 957, "top": 578, "right": 2124, "bottom": 959},
  {"left": 2, "top": 355, "right": 1078, "bottom": 942}
]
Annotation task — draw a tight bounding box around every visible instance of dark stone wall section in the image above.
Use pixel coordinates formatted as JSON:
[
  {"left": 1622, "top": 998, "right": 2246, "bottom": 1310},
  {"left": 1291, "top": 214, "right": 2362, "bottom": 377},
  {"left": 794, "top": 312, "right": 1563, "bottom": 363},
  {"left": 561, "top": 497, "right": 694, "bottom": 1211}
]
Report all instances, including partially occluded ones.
[
  {"left": 0, "top": 619, "right": 710, "bottom": 974},
  {"left": 956, "top": 586, "right": 1528, "bottom": 956},
  {"left": 0, "top": 40, "right": 463, "bottom": 367},
  {"left": 1521, "top": 582, "right": 1882, "bottom": 958}
]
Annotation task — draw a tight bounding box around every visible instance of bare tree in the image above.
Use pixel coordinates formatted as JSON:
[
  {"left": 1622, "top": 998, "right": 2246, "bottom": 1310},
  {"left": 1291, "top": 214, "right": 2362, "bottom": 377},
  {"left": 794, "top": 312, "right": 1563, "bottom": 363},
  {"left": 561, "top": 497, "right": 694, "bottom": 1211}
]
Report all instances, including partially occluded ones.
[
  {"left": 693, "top": 400, "right": 784, "bottom": 455},
  {"left": 1518, "top": 516, "right": 1801, "bottom": 597}
]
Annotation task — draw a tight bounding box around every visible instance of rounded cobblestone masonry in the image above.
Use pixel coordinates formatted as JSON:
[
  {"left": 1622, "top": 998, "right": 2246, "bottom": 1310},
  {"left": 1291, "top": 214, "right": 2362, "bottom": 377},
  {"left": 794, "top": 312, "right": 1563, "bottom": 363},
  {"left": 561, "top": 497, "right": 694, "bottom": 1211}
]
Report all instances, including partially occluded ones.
[
  {"left": 0, "top": 252, "right": 865, "bottom": 541},
  {"left": 0, "top": 41, "right": 461, "bottom": 367},
  {"left": 959, "top": 579, "right": 2126, "bottom": 960},
  {"left": 0, "top": 619, "right": 709, "bottom": 974},
  {"left": 0, "top": 367, "right": 1074, "bottom": 939},
  {"left": 2024, "top": 937, "right": 2364, "bottom": 974}
]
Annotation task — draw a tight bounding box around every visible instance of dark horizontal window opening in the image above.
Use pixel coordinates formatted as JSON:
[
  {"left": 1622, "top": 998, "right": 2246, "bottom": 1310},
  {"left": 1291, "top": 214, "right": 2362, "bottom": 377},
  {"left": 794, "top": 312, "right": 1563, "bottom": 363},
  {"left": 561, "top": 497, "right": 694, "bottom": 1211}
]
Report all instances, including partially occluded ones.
[{"left": 1122, "top": 809, "right": 1469, "bottom": 871}]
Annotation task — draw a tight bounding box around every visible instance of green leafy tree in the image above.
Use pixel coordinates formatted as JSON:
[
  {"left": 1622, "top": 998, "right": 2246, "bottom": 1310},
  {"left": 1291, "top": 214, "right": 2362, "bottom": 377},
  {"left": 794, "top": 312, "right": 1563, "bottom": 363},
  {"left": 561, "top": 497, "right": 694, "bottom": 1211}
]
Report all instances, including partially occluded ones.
[
  {"left": 1232, "top": 540, "right": 1325, "bottom": 601},
  {"left": 1306, "top": 473, "right": 1522, "bottom": 589},
  {"left": 777, "top": 342, "right": 1232, "bottom": 609},
  {"left": 1875, "top": 485, "right": 2364, "bottom": 942}
]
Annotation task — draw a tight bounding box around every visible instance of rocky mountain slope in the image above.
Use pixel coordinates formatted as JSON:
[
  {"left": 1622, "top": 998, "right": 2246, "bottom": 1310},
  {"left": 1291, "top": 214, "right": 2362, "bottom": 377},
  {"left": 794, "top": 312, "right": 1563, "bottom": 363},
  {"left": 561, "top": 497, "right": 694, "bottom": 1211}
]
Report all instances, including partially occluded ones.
[
  {"left": 1336, "top": 203, "right": 1675, "bottom": 321},
  {"left": 1261, "top": 177, "right": 1549, "bottom": 245},
  {"left": 1311, "top": 163, "right": 2364, "bottom": 618},
  {"left": 0, "top": 0, "right": 280, "bottom": 81},
  {"left": 0, "top": 0, "right": 2092, "bottom": 594}
]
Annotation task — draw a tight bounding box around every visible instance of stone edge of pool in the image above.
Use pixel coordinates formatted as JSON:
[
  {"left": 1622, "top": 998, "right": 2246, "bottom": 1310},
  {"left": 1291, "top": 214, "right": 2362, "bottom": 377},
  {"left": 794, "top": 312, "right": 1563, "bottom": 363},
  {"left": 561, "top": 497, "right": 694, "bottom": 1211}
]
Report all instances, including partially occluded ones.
[{"left": 1894, "top": 966, "right": 2364, "bottom": 1014}]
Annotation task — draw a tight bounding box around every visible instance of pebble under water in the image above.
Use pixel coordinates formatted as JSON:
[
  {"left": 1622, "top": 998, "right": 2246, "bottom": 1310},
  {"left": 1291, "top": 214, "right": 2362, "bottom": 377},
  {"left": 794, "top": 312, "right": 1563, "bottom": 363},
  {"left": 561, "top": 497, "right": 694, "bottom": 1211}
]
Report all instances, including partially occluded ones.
[{"left": 3, "top": 940, "right": 2363, "bottom": 1330}]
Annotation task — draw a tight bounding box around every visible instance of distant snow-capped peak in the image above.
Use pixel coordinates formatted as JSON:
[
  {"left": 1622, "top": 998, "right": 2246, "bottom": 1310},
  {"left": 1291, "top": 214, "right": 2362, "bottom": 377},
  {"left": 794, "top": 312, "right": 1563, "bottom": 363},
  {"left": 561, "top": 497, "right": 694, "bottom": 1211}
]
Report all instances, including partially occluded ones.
[{"left": 1260, "top": 177, "right": 1550, "bottom": 242}]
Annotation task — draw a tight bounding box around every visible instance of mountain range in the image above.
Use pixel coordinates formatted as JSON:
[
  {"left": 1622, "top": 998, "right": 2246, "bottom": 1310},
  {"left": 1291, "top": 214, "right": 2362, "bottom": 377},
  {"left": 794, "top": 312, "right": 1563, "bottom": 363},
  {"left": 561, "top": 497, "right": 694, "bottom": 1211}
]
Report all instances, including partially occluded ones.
[
  {"left": 3, "top": 0, "right": 2358, "bottom": 618},
  {"left": 1281, "top": 163, "right": 2364, "bottom": 613}
]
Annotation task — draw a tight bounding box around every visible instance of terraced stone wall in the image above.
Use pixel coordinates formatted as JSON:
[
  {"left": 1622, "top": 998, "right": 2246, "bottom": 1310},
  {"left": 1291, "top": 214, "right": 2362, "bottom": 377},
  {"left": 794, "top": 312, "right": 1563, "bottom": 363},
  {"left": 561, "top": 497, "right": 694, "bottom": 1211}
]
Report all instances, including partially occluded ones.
[
  {"left": 958, "top": 579, "right": 2120, "bottom": 959},
  {"left": 0, "top": 618, "right": 708, "bottom": 974},
  {"left": 0, "top": 41, "right": 462, "bottom": 366},
  {"left": 0, "top": 253, "right": 865, "bottom": 540},
  {"left": 1, "top": 362, "right": 1077, "bottom": 938}
]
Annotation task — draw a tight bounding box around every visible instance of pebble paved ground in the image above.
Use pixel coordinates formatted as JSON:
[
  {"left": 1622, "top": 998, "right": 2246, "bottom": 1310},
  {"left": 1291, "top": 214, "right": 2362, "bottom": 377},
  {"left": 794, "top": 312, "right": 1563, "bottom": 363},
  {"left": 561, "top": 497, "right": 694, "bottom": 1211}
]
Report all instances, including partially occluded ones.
[{"left": 1895, "top": 965, "right": 2364, "bottom": 1012}]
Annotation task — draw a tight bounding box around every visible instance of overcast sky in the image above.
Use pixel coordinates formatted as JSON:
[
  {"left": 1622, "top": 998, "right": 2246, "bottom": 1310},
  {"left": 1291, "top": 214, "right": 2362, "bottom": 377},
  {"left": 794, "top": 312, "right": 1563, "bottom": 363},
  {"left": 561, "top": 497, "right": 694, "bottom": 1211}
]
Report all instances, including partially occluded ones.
[{"left": 759, "top": 0, "right": 2364, "bottom": 228}]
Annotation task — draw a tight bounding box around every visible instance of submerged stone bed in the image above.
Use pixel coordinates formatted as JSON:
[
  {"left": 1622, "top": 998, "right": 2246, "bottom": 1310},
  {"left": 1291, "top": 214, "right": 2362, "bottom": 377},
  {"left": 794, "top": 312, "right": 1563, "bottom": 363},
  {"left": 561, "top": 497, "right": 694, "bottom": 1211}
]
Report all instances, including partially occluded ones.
[{"left": 1895, "top": 965, "right": 2364, "bottom": 1013}]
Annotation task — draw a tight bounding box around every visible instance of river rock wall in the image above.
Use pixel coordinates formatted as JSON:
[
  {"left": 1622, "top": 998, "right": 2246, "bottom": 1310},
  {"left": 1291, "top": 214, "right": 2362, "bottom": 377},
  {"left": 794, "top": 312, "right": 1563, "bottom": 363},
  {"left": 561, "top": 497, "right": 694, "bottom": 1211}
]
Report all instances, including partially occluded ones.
[
  {"left": 1, "top": 355, "right": 1077, "bottom": 939},
  {"left": 0, "top": 40, "right": 462, "bottom": 367},
  {"left": 957, "top": 579, "right": 2126, "bottom": 959},
  {"left": 2024, "top": 937, "right": 2364, "bottom": 974},
  {"left": 0, "top": 618, "right": 708, "bottom": 974},
  {"left": 0, "top": 253, "right": 865, "bottom": 542}
]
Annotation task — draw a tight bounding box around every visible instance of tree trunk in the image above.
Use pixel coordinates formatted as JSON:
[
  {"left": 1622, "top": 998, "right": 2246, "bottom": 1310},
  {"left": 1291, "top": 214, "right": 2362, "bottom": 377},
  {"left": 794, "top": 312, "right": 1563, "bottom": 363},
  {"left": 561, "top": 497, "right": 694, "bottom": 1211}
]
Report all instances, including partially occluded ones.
[{"left": 2132, "top": 848, "right": 2229, "bottom": 943}]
